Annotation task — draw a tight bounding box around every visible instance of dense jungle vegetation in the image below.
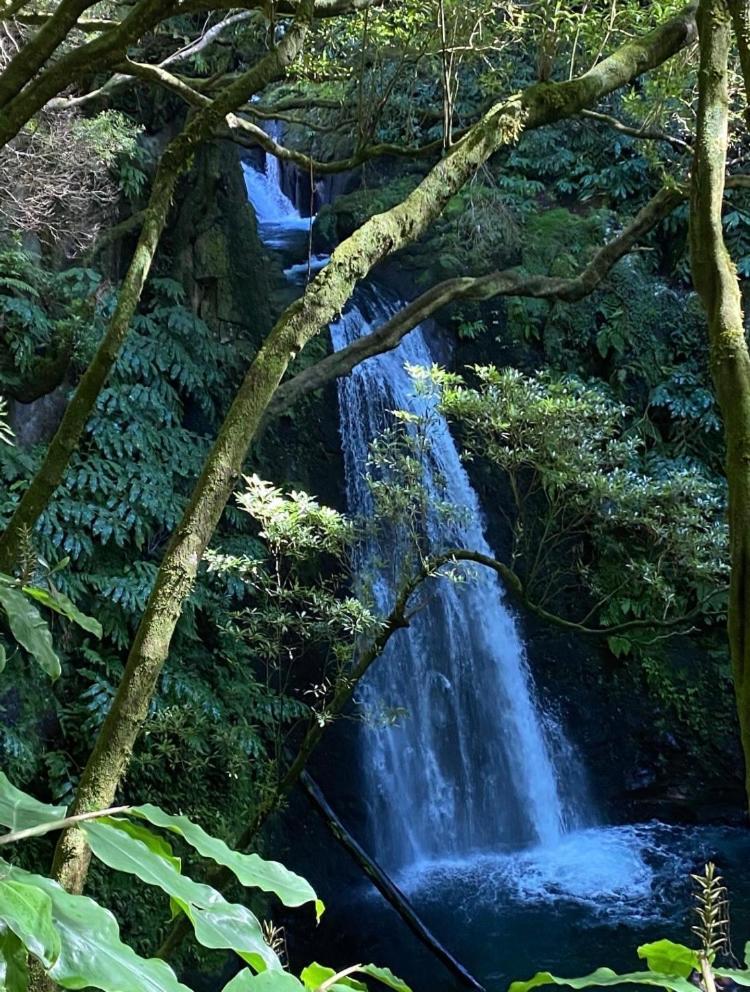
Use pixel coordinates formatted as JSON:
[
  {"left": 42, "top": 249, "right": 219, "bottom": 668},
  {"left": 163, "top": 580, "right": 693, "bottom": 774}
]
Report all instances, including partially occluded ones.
[{"left": 4, "top": 0, "right": 750, "bottom": 990}]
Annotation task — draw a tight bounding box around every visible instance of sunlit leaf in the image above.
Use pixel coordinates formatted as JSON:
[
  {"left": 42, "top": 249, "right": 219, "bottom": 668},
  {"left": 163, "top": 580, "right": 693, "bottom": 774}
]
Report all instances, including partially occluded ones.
[
  {"left": 637, "top": 941, "right": 698, "bottom": 978},
  {"left": 222, "top": 972, "right": 304, "bottom": 992},
  {"left": 2, "top": 863, "right": 191, "bottom": 992},
  {"left": 131, "top": 804, "right": 323, "bottom": 918},
  {"left": 0, "top": 772, "right": 66, "bottom": 832},
  {"left": 0, "top": 586, "right": 60, "bottom": 679},
  {"left": 21, "top": 585, "right": 102, "bottom": 638},
  {"left": 83, "top": 819, "right": 279, "bottom": 973},
  {"left": 0, "top": 880, "right": 60, "bottom": 967}
]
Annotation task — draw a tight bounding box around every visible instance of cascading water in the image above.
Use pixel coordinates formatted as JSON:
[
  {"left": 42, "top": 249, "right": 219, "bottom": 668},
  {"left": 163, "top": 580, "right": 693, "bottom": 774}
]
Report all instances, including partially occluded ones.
[
  {"left": 330, "top": 285, "right": 583, "bottom": 869},
  {"left": 241, "top": 147, "right": 750, "bottom": 978},
  {"left": 243, "top": 145, "right": 584, "bottom": 867},
  {"left": 242, "top": 122, "right": 312, "bottom": 250}
]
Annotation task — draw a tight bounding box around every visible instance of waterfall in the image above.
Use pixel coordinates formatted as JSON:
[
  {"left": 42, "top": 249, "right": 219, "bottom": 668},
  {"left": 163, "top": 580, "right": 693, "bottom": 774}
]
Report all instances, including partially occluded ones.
[
  {"left": 331, "top": 287, "right": 583, "bottom": 870},
  {"left": 242, "top": 143, "right": 589, "bottom": 876},
  {"left": 242, "top": 123, "right": 311, "bottom": 250}
]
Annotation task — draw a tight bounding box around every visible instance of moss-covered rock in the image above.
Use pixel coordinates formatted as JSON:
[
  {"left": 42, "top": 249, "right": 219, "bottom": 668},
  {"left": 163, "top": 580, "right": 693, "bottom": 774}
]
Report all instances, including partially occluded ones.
[{"left": 168, "top": 140, "right": 276, "bottom": 346}]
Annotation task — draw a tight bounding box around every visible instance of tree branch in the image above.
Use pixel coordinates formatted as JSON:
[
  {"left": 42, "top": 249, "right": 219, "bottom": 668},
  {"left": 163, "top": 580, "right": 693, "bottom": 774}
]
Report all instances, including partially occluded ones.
[
  {"left": 266, "top": 184, "right": 687, "bottom": 418},
  {"left": 0, "top": 806, "right": 130, "bottom": 845},
  {"left": 0, "top": 0, "right": 179, "bottom": 149},
  {"left": 43, "top": 0, "right": 320, "bottom": 898},
  {"left": 581, "top": 107, "right": 692, "bottom": 152},
  {"left": 112, "top": 57, "right": 446, "bottom": 170},
  {"left": 690, "top": 0, "right": 750, "bottom": 806},
  {"left": 435, "top": 549, "right": 717, "bottom": 636}
]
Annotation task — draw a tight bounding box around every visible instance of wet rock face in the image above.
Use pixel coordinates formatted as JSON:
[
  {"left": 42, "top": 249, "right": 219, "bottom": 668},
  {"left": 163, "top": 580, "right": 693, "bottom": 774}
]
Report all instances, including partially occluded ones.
[
  {"left": 168, "top": 141, "right": 274, "bottom": 347},
  {"left": 10, "top": 386, "right": 69, "bottom": 446}
]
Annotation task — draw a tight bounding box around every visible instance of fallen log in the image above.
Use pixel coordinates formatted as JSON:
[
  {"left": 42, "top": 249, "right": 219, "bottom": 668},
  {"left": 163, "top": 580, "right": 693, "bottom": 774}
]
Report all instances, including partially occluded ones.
[{"left": 299, "top": 770, "right": 486, "bottom": 992}]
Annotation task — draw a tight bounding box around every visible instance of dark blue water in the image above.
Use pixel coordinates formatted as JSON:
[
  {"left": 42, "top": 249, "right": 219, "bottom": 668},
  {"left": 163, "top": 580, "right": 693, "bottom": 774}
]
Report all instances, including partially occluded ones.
[{"left": 298, "top": 821, "right": 750, "bottom": 992}]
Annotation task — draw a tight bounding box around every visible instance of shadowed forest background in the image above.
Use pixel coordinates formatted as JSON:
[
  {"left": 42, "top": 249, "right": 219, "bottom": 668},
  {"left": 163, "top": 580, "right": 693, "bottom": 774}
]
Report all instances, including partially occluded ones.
[{"left": 2, "top": 1, "right": 750, "bottom": 991}]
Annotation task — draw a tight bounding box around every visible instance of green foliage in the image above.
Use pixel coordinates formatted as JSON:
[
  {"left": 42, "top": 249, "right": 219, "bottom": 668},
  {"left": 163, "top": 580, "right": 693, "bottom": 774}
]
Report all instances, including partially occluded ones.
[
  {"left": 71, "top": 111, "right": 143, "bottom": 169},
  {"left": 0, "top": 775, "right": 409, "bottom": 992},
  {"left": 0, "top": 571, "right": 101, "bottom": 679},
  {"left": 206, "top": 476, "right": 382, "bottom": 750},
  {"left": 0, "top": 246, "right": 101, "bottom": 391},
  {"left": 130, "top": 803, "right": 323, "bottom": 919},
  {"left": 511, "top": 871, "right": 741, "bottom": 992},
  {"left": 0, "top": 271, "right": 268, "bottom": 832},
  {"left": 413, "top": 364, "right": 727, "bottom": 638}
]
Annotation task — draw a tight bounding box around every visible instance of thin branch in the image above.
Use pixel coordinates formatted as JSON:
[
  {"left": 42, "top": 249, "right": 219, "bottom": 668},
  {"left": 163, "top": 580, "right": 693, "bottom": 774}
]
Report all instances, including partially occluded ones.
[
  {"left": 437, "top": 549, "right": 720, "bottom": 636},
  {"left": 267, "top": 171, "right": 750, "bottom": 422},
  {"left": 0, "top": 805, "right": 131, "bottom": 845},
  {"left": 582, "top": 107, "right": 692, "bottom": 152},
  {"left": 266, "top": 184, "right": 688, "bottom": 419}
]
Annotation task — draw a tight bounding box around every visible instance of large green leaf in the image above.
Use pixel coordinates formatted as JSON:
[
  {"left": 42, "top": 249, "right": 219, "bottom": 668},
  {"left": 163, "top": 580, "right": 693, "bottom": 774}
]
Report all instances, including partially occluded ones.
[
  {"left": 222, "top": 972, "right": 304, "bottom": 992},
  {"left": 714, "top": 968, "right": 750, "bottom": 987},
  {"left": 0, "top": 642, "right": 6, "bottom": 675},
  {"left": 0, "top": 772, "right": 66, "bottom": 832},
  {"left": 177, "top": 901, "right": 278, "bottom": 973},
  {"left": 131, "top": 804, "right": 323, "bottom": 918},
  {"left": 2, "top": 863, "right": 192, "bottom": 992},
  {"left": 83, "top": 818, "right": 279, "bottom": 973},
  {"left": 0, "top": 585, "right": 60, "bottom": 679},
  {"left": 300, "top": 964, "right": 366, "bottom": 992},
  {"left": 509, "top": 966, "right": 697, "bottom": 992},
  {"left": 358, "top": 965, "right": 412, "bottom": 992},
  {"left": 100, "top": 816, "right": 181, "bottom": 869},
  {"left": 0, "top": 880, "right": 60, "bottom": 967},
  {"left": 21, "top": 585, "right": 102, "bottom": 638},
  {"left": 636, "top": 941, "right": 698, "bottom": 979},
  {"left": 0, "top": 929, "right": 29, "bottom": 992},
  {"left": 300, "top": 963, "right": 410, "bottom": 992}
]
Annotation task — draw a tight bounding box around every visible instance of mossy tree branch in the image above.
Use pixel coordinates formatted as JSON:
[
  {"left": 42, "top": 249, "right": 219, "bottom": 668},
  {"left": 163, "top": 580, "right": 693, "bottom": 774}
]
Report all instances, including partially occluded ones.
[
  {"left": 0, "top": 0, "right": 99, "bottom": 109},
  {"left": 0, "top": 0, "right": 381, "bottom": 148},
  {"left": 0, "top": 0, "right": 178, "bottom": 149},
  {"left": 112, "top": 58, "right": 447, "bottom": 168},
  {"left": 689, "top": 0, "right": 750, "bottom": 806},
  {"left": 267, "top": 184, "right": 689, "bottom": 419},
  {"left": 44, "top": 0, "right": 320, "bottom": 896}
]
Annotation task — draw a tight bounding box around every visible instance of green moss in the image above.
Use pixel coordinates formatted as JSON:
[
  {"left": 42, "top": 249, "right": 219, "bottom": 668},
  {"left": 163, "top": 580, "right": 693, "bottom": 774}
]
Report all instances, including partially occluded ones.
[{"left": 522, "top": 207, "right": 606, "bottom": 276}]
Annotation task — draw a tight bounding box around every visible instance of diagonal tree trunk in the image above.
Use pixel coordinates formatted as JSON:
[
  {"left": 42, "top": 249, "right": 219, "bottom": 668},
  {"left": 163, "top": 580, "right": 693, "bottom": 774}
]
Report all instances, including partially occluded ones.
[
  {"left": 690, "top": 0, "right": 750, "bottom": 807},
  {"left": 48, "top": 2, "right": 699, "bottom": 897}
]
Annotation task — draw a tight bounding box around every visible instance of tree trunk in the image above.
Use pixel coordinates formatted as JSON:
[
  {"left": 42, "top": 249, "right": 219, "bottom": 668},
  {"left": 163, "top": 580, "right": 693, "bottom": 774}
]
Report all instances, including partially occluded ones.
[
  {"left": 51, "top": 1, "right": 699, "bottom": 895},
  {"left": 689, "top": 0, "right": 750, "bottom": 807},
  {"left": 728, "top": 1, "right": 750, "bottom": 120}
]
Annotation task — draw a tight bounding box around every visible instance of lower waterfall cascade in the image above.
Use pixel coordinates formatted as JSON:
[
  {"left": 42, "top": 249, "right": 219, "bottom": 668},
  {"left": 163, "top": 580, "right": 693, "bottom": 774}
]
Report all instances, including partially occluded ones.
[{"left": 329, "top": 285, "right": 584, "bottom": 869}]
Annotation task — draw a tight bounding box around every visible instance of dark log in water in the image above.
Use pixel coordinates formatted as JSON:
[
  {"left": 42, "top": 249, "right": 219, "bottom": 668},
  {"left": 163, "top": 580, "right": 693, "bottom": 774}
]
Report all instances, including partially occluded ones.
[{"left": 299, "top": 771, "right": 486, "bottom": 992}]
